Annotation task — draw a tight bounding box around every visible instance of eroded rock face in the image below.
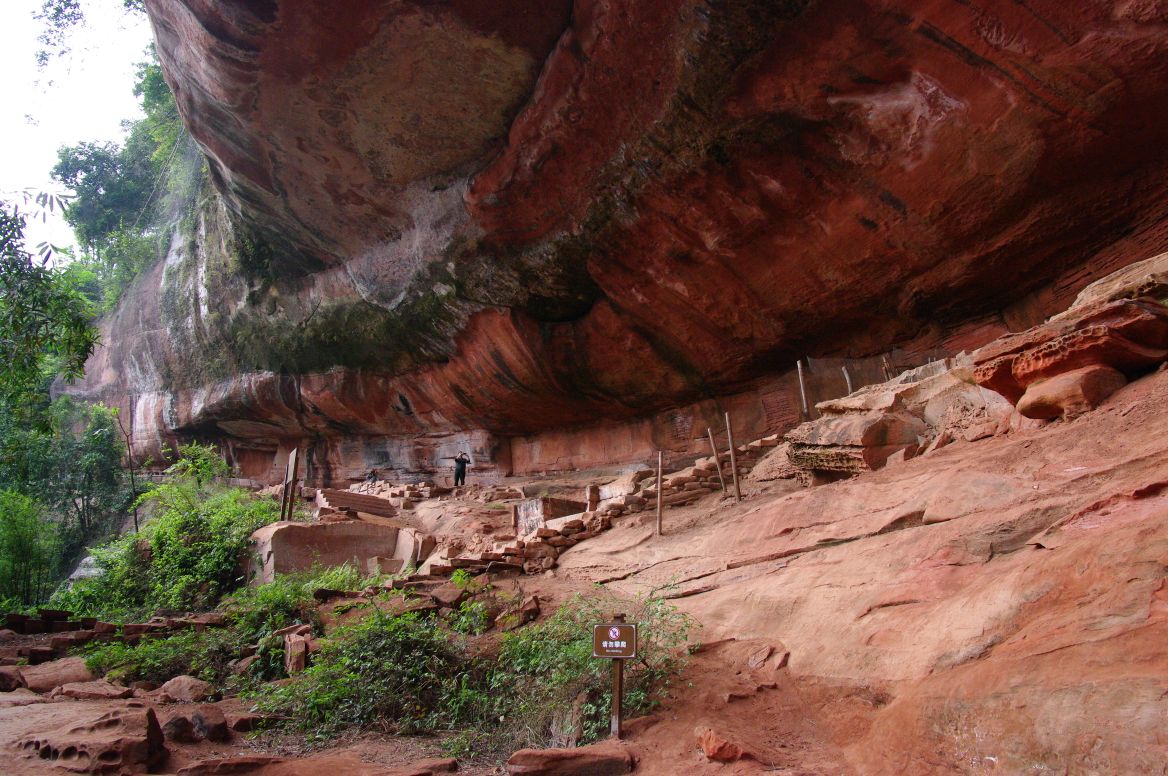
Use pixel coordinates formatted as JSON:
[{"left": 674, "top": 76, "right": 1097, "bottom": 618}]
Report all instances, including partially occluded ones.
[
  {"left": 784, "top": 358, "right": 1012, "bottom": 478},
  {"left": 974, "top": 252, "right": 1168, "bottom": 417},
  {"left": 74, "top": 2, "right": 1168, "bottom": 480},
  {"left": 248, "top": 518, "right": 434, "bottom": 584},
  {"left": 19, "top": 657, "right": 95, "bottom": 694},
  {"left": 11, "top": 701, "right": 166, "bottom": 774}
]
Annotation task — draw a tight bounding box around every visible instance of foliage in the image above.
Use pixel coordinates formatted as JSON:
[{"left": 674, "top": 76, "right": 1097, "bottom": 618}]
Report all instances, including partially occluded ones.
[
  {"left": 0, "top": 398, "right": 131, "bottom": 557},
  {"left": 35, "top": 1, "right": 145, "bottom": 66},
  {"left": 0, "top": 204, "right": 97, "bottom": 410},
  {"left": 50, "top": 444, "right": 280, "bottom": 620},
  {"left": 162, "top": 440, "right": 229, "bottom": 486},
  {"left": 257, "top": 610, "right": 460, "bottom": 743},
  {"left": 218, "top": 572, "right": 320, "bottom": 681},
  {"left": 256, "top": 591, "right": 693, "bottom": 755},
  {"left": 468, "top": 592, "right": 694, "bottom": 753},
  {"left": 448, "top": 568, "right": 473, "bottom": 590},
  {"left": 83, "top": 626, "right": 239, "bottom": 686},
  {"left": 51, "top": 53, "right": 199, "bottom": 312},
  {"left": 52, "top": 139, "right": 154, "bottom": 249},
  {"left": 5, "top": 189, "right": 74, "bottom": 265},
  {"left": 0, "top": 491, "right": 60, "bottom": 606},
  {"left": 81, "top": 565, "right": 365, "bottom": 688},
  {"left": 446, "top": 599, "right": 490, "bottom": 636}
]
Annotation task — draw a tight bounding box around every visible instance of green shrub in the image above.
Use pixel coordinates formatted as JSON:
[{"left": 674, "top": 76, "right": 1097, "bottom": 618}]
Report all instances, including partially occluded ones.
[
  {"left": 467, "top": 592, "right": 693, "bottom": 753},
  {"left": 83, "top": 627, "right": 240, "bottom": 686},
  {"left": 256, "top": 610, "right": 459, "bottom": 743},
  {"left": 81, "top": 565, "right": 360, "bottom": 687},
  {"left": 308, "top": 563, "right": 363, "bottom": 593},
  {"left": 256, "top": 591, "right": 693, "bottom": 755},
  {"left": 447, "top": 599, "right": 490, "bottom": 635},
  {"left": 50, "top": 444, "right": 280, "bottom": 620}
]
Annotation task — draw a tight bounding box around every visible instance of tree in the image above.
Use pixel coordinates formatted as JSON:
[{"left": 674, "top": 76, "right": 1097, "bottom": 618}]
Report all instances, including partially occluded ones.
[
  {"left": 0, "top": 398, "right": 131, "bottom": 557},
  {"left": 0, "top": 203, "right": 97, "bottom": 413},
  {"left": 53, "top": 140, "right": 154, "bottom": 250},
  {"left": 51, "top": 56, "right": 192, "bottom": 311},
  {"left": 0, "top": 491, "right": 60, "bottom": 607},
  {"left": 35, "top": 1, "right": 146, "bottom": 66}
]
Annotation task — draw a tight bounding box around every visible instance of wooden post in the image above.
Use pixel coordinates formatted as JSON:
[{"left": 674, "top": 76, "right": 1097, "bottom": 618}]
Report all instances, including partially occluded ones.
[
  {"left": 610, "top": 613, "right": 626, "bottom": 739},
  {"left": 724, "top": 412, "right": 741, "bottom": 502},
  {"left": 280, "top": 448, "right": 299, "bottom": 521},
  {"left": 796, "top": 360, "right": 810, "bottom": 419},
  {"left": 707, "top": 427, "right": 727, "bottom": 494},
  {"left": 841, "top": 364, "right": 854, "bottom": 394},
  {"left": 655, "top": 451, "right": 663, "bottom": 536}
]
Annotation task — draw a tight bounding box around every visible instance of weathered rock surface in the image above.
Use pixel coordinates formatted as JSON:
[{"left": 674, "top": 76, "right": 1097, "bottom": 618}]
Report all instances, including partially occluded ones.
[
  {"left": 162, "top": 704, "right": 229, "bottom": 743},
  {"left": 67, "top": 1, "right": 1168, "bottom": 483},
  {"left": 0, "top": 665, "right": 27, "bottom": 692},
  {"left": 159, "top": 675, "right": 215, "bottom": 703},
  {"left": 9, "top": 701, "right": 166, "bottom": 774},
  {"left": 973, "top": 253, "right": 1168, "bottom": 417},
  {"left": 175, "top": 753, "right": 455, "bottom": 776},
  {"left": 695, "top": 725, "right": 750, "bottom": 763},
  {"left": 562, "top": 364, "right": 1168, "bottom": 774},
  {"left": 248, "top": 518, "right": 434, "bottom": 584},
  {"left": 784, "top": 357, "right": 1012, "bottom": 478},
  {"left": 50, "top": 680, "right": 134, "bottom": 701},
  {"left": 1014, "top": 364, "right": 1128, "bottom": 420},
  {"left": 506, "top": 741, "right": 635, "bottom": 775},
  {"left": 20, "top": 657, "right": 95, "bottom": 694}
]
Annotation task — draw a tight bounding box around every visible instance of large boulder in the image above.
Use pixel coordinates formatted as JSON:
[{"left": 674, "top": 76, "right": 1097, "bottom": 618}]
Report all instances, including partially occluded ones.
[
  {"left": 20, "top": 656, "right": 95, "bottom": 693},
  {"left": 695, "top": 725, "right": 751, "bottom": 763},
  {"left": 249, "top": 520, "right": 431, "bottom": 584},
  {"left": 0, "top": 665, "right": 26, "bottom": 692},
  {"left": 162, "top": 704, "right": 229, "bottom": 743},
  {"left": 11, "top": 701, "right": 166, "bottom": 773},
  {"left": 784, "top": 357, "right": 1012, "bottom": 480},
  {"left": 159, "top": 675, "right": 215, "bottom": 703},
  {"left": 51, "top": 680, "right": 134, "bottom": 701}
]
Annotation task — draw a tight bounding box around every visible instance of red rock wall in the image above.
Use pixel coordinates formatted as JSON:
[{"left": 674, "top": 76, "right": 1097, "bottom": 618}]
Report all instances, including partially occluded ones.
[{"left": 68, "top": 1, "right": 1168, "bottom": 483}]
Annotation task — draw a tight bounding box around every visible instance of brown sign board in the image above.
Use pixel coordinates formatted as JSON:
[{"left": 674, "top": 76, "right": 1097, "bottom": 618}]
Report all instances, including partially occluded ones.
[{"left": 592, "top": 623, "right": 637, "bottom": 659}]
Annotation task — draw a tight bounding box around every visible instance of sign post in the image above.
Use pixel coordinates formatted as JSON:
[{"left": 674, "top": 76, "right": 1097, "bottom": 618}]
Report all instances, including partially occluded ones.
[{"left": 592, "top": 613, "right": 637, "bottom": 739}]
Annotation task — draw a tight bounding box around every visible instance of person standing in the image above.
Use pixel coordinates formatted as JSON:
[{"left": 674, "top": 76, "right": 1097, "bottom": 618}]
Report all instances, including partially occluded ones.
[{"left": 453, "top": 452, "right": 470, "bottom": 487}]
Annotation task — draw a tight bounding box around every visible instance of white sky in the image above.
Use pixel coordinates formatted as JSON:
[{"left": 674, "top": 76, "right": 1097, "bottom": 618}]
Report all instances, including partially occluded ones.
[{"left": 0, "top": 0, "right": 154, "bottom": 256}]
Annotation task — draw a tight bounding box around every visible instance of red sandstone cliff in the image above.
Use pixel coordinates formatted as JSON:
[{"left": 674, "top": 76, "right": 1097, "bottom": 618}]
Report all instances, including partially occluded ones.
[{"left": 68, "top": 0, "right": 1168, "bottom": 483}]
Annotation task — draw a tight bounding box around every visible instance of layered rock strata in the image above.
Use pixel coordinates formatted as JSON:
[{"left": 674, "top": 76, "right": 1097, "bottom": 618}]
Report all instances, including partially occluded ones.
[
  {"left": 71, "top": 1, "right": 1168, "bottom": 482},
  {"left": 973, "top": 251, "right": 1168, "bottom": 418},
  {"left": 784, "top": 358, "right": 1012, "bottom": 479}
]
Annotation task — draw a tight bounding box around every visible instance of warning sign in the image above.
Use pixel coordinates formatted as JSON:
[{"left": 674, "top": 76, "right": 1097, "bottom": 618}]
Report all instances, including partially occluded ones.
[{"left": 592, "top": 622, "right": 637, "bottom": 659}]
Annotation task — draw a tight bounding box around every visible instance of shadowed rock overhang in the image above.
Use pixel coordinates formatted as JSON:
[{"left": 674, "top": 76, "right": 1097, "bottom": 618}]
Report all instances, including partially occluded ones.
[{"left": 73, "top": 0, "right": 1168, "bottom": 462}]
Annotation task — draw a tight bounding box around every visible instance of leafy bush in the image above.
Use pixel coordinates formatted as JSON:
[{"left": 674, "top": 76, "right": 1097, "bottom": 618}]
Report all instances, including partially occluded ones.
[
  {"left": 81, "top": 565, "right": 355, "bottom": 687},
  {"left": 50, "top": 444, "right": 280, "bottom": 620},
  {"left": 257, "top": 610, "right": 460, "bottom": 743},
  {"left": 446, "top": 599, "right": 491, "bottom": 635},
  {"left": 256, "top": 591, "right": 693, "bottom": 755},
  {"left": 0, "top": 203, "right": 96, "bottom": 410},
  {"left": 469, "top": 593, "right": 693, "bottom": 753},
  {"left": 83, "top": 627, "right": 240, "bottom": 686},
  {"left": 0, "top": 398, "right": 133, "bottom": 558}
]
